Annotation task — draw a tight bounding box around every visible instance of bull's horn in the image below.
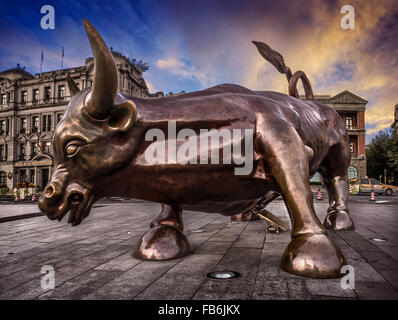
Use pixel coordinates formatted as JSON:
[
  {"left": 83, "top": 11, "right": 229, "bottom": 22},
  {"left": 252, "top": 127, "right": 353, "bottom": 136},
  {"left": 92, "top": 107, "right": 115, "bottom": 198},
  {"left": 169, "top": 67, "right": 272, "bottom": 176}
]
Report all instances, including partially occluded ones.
[
  {"left": 66, "top": 73, "right": 80, "bottom": 97},
  {"left": 83, "top": 19, "right": 118, "bottom": 119}
]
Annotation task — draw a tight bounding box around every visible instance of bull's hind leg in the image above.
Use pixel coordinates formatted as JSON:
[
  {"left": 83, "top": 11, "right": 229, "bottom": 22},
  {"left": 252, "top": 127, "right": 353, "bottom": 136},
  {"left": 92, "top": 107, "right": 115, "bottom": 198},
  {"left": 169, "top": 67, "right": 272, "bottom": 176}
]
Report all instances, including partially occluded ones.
[
  {"left": 231, "top": 191, "right": 279, "bottom": 221},
  {"left": 134, "top": 204, "right": 191, "bottom": 260},
  {"left": 319, "top": 144, "right": 354, "bottom": 231},
  {"left": 256, "top": 120, "right": 345, "bottom": 278}
]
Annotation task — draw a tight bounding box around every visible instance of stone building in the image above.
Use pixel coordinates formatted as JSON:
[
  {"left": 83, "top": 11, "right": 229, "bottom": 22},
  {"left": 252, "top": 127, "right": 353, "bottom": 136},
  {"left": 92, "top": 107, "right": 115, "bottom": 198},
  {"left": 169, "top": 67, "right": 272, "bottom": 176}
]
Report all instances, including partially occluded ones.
[
  {"left": 308, "top": 90, "right": 367, "bottom": 182},
  {"left": 0, "top": 50, "right": 151, "bottom": 190}
]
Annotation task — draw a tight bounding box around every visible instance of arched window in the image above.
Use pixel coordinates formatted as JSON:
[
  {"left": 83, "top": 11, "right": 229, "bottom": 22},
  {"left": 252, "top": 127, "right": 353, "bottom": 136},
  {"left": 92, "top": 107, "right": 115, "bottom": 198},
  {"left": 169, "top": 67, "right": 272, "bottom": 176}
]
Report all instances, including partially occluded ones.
[
  {"left": 0, "top": 171, "right": 6, "bottom": 186},
  {"left": 347, "top": 166, "right": 358, "bottom": 180}
]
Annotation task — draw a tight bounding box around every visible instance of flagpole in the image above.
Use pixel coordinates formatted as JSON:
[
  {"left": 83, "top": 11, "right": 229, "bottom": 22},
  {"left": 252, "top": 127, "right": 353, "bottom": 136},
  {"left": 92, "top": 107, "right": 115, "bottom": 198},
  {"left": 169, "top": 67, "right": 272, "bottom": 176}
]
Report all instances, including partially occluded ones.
[
  {"left": 40, "top": 49, "right": 43, "bottom": 77},
  {"left": 61, "top": 47, "right": 64, "bottom": 72}
]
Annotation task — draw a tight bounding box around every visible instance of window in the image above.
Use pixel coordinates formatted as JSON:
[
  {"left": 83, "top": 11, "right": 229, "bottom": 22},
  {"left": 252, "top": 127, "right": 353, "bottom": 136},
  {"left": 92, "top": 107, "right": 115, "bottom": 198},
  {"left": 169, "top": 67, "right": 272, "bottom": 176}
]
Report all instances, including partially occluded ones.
[
  {"left": 58, "top": 85, "right": 66, "bottom": 98},
  {"left": 31, "top": 142, "right": 38, "bottom": 156},
  {"left": 29, "top": 169, "right": 35, "bottom": 184},
  {"left": 47, "top": 115, "right": 52, "bottom": 131},
  {"left": 360, "top": 179, "right": 369, "bottom": 184},
  {"left": 33, "top": 89, "right": 39, "bottom": 102},
  {"left": 32, "top": 116, "right": 39, "bottom": 132},
  {"left": 347, "top": 166, "right": 358, "bottom": 180},
  {"left": 44, "top": 87, "right": 51, "bottom": 100},
  {"left": 45, "top": 141, "right": 51, "bottom": 154},
  {"left": 42, "top": 115, "right": 52, "bottom": 131},
  {"left": 0, "top": 171, "right": 6, "bottom": 185},
  {"left": 0, "top": 145, "right": 4, "bottom": 160},
  {"left": 370, "top": 179, "right": 380, "bottom": 185},
  {"left": 1, "top": 94, "right": 6, "bottom": 105},
  {"left": 57, "top": 113, "right": 63, "bottom": 124},
  {"left": 21, "top": 91, "right": 27, "bottom": 103},
  {"left": 19, "top": 169, "right": 27, "bottom": 182},
  {"left": 0, "top": 119, "right": 5, "bottom": 134},
  {"left": 345, "top": 116, "right": 353, "bottom": 129},
  {"left": 42, "top": 115, "right": 46, "bottom": 132},
  {"left": 19, "top": 143, "right": 25, "bottom": 160},
  {"left": 20, "top": 118, "right": 27, "bottom": 133}
]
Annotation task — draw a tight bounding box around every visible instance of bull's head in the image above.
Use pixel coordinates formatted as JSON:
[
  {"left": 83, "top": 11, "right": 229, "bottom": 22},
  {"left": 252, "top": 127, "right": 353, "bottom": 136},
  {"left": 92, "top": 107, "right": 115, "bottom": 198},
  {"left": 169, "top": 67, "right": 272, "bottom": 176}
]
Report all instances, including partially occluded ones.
[{"left": 38, "top": 20, "right": 138, "bottom": 226}]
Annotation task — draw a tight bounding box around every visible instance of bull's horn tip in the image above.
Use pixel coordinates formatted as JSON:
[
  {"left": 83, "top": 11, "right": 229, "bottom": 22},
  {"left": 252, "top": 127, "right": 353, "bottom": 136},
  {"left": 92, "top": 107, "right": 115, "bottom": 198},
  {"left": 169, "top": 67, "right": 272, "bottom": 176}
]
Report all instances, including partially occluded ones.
[{"left": 82, "top": 19, "right": 92, "bottom": 30}]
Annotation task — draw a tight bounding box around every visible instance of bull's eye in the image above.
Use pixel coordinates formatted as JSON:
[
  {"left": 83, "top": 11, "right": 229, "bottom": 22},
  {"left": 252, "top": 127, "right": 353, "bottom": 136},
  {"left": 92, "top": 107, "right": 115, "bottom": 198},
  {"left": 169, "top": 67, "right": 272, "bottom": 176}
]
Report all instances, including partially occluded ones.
[
  {"left": 66, "top": 144, "right": 78, "bottom": 156},
  {"left": 64, "top": 139, "right": 86, "bottom": 159},
  {"left": 65, "top": 144, "right": 80, "bottom": 158}
]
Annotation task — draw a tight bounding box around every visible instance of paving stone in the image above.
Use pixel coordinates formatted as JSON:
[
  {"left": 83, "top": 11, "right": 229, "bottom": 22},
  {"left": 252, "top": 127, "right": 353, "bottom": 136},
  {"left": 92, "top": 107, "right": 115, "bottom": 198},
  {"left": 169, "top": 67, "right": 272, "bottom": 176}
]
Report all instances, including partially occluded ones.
[
  {"left": 305, "top": 278, "right": 357, "bottom": 298},
  {"left": 1, "top": 201, "right": 397, "bottom": 300},
  {"left": 94, "top": 252, "right": 142, "bottom": 271},
  {"left": 252, "top": 277, "right": 308, "bottom": 299},
  {"left": 37, "top": 270, "right": 123, "bottom": 300},
  {"left": 354, "top": 281, "right": 398, "bottom": 300}
]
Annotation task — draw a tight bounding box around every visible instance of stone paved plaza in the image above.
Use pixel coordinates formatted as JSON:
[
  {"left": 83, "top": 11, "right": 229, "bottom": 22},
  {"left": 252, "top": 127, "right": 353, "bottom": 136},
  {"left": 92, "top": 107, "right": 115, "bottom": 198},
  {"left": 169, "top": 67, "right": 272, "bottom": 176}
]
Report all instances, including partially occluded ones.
[{"left": 0, "top": 197, "right": 397, "bottom": 300}]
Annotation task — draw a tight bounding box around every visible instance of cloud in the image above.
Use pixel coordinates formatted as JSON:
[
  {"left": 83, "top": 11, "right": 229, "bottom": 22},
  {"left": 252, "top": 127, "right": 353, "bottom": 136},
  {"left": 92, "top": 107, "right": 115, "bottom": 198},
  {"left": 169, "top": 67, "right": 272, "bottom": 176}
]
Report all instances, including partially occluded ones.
[
  {"left": 1, "top": 0, "right": 397, "bottom": 143},
  {"left": 145, "top": 80, "right": 157, "bottom": 93},
  {"left": 154, "top": 57, "right": 213, "bottom": 87},
  {"left": 153, "top": 0, "right": 397, "bottom": 143}
]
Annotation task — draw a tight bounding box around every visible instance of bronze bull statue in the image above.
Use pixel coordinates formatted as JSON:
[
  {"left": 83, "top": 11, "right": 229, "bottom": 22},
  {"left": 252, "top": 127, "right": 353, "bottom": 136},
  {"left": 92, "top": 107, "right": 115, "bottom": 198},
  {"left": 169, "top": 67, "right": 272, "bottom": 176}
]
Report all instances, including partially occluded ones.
[{"left": 39, "top": 19, "right": 354, "bottom": 279}]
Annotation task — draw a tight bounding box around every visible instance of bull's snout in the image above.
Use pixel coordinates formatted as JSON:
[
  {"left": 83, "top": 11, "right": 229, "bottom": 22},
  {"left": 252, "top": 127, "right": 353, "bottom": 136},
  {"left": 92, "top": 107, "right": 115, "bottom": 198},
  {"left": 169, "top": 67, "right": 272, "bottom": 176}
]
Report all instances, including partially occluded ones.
[
  {"left": 42, "top": 182, "right": 63, "bottom": 204},
  {"left": 38, "top": 180, "right": 93, "bottom": 225},
  {"left": 38, "top": 181, "right": 65, "bottom": 219}
]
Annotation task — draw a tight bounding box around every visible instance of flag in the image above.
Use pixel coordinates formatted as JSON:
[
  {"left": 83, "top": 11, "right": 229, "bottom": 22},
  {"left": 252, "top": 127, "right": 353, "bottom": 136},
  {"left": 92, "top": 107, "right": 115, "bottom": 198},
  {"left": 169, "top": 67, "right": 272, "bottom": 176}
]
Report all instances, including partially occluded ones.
[
  {"left": 41, "top": 49, "right": 44, "bottom": 62},
  {"left": 62, "top": 47, "right": 64, "bottom": 57}
]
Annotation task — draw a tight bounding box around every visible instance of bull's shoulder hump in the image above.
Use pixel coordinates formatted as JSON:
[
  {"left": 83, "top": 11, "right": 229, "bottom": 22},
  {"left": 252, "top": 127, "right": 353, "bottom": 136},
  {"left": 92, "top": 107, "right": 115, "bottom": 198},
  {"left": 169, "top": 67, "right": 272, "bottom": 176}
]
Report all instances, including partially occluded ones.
[{"left": 130, "top": 85, "right": 258, "bottom": 122}]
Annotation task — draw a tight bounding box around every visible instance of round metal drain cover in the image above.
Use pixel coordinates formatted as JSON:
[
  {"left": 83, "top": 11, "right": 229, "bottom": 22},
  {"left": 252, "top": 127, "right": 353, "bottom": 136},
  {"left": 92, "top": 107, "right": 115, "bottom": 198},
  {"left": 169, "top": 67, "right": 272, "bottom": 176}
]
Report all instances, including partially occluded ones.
[
  {"left": 369, "top": 237, "right": 387, "bottom": 242},
  {"left": 207, "top": 270, "right": 240, "bottom": 280}
]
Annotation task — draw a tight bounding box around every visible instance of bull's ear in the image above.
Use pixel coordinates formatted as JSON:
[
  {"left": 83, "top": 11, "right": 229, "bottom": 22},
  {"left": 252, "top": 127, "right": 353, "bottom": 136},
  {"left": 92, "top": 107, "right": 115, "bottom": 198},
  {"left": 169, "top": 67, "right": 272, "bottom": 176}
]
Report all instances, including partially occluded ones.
[{"left": 108, "top": 100, "right": 137, "bottom": 133}]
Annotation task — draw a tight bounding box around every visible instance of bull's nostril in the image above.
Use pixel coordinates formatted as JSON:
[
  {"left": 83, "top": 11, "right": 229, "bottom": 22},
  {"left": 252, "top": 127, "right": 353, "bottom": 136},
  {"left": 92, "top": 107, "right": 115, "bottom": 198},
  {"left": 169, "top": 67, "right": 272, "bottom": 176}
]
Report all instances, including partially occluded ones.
[
  {"left": 45, "top": 185, "right": 55, "bottom": 198},
  {"left": 71, "top": 193, "right": 82, "bottom": 203}
]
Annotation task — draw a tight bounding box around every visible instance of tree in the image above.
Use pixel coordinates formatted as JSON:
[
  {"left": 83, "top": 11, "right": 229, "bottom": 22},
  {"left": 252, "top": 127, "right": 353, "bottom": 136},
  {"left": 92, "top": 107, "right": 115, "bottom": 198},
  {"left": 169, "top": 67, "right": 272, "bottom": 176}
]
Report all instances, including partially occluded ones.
[
  {"left": 129, "top": 58, "right": 149, "bottom": 72},
  {"left": 386, "top": 131, "right": 398, "bottom": 182},
  {"left": 366, "top": 129, "right": 398, "bottom": 184}
]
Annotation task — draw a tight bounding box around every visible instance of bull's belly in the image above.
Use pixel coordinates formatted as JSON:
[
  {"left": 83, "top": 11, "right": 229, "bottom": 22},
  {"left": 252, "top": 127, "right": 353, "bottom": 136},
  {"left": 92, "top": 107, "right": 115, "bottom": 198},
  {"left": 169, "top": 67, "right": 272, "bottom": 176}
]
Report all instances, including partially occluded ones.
[{"left": 125, "top": 162, "right": 278, "bottom": 216}]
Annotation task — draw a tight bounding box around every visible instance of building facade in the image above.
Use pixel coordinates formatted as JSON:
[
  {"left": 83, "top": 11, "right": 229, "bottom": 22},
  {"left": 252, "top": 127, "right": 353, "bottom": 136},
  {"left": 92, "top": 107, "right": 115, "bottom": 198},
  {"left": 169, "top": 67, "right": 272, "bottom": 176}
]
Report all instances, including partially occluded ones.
[
  {"left": 308, "top": 90, "right": 367, "bottom": 182},
  {"left": 0, "top": 51, "right": 150, "bottom": 190}
]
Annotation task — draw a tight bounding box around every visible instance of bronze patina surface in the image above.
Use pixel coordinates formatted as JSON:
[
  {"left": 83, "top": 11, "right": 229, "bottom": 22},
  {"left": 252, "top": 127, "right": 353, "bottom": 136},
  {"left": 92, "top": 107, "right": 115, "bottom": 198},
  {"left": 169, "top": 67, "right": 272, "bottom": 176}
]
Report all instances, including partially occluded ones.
[{"left": 39, "top": 19, "right": 354, "bottom": 278}]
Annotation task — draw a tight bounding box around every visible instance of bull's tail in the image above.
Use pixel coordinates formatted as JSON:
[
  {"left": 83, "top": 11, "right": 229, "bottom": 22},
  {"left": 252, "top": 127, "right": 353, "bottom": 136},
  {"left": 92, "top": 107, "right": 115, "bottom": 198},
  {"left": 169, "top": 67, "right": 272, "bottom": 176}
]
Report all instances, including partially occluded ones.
[{"left": 252, "top": 41, "right": 314, "bottom": 100}]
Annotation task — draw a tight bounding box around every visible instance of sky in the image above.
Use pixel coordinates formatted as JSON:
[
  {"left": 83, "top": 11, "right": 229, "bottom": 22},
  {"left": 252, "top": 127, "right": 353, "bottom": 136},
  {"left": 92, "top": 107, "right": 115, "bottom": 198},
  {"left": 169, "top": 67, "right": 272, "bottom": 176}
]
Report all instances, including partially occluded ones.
[{"left": 0, "top": 0, "right": 397, "bottom": 144}]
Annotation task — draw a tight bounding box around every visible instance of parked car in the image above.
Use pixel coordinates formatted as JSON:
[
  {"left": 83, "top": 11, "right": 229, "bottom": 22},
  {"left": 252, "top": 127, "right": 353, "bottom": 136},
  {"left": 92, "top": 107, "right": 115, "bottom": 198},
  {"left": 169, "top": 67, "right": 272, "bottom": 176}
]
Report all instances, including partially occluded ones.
[{"left": 348, "top": 178, "right": 398, "bottom": 196}]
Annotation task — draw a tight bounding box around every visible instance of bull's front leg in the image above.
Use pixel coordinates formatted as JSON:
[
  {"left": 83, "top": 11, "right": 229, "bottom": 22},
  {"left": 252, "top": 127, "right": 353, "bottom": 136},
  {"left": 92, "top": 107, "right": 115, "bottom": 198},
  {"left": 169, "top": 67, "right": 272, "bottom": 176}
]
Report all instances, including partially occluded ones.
[
  {"left": 134, "top": 204, "right": 191, "bottom": 260},
  {"left": 256, "top": 120, "right": 346, "bottom": 278}
]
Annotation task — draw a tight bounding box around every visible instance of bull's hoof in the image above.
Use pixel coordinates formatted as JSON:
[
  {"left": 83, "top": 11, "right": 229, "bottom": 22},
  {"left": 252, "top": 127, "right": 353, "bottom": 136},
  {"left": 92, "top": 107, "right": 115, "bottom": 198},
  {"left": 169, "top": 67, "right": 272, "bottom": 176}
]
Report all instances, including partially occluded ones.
[
  {"left": 280, "top": 233, "right": 346, "bottom": 278},
  {"left": 134, "top": 225, "right": 191, "bottom": 260},
  {"left": 231, "top": 211, "right": 260, "bottom": 221},
  {"left": 323, "top": 210, "right": 354, "bottom": 231}
]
